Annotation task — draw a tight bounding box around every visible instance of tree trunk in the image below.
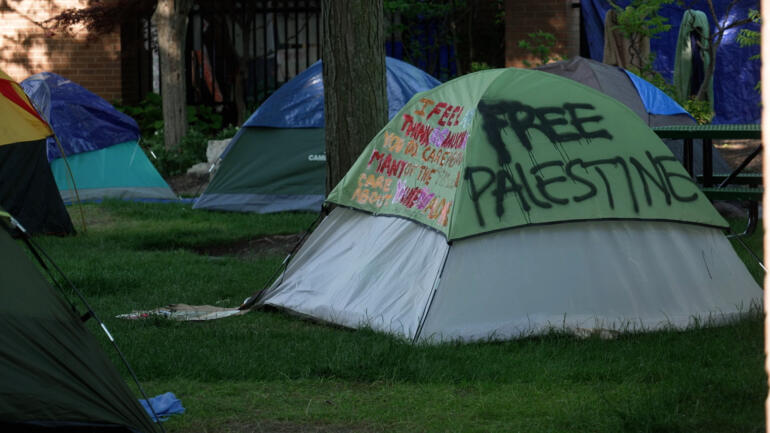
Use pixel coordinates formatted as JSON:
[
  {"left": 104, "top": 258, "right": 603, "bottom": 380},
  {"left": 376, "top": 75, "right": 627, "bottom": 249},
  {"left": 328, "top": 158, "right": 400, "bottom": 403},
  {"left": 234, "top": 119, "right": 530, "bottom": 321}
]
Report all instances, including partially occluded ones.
[
  {"left": 322, "top": 0, "right": 387, "bottom": 194},
  {"left": 154, "top": 0, "right": 193, "bottom": 150}
]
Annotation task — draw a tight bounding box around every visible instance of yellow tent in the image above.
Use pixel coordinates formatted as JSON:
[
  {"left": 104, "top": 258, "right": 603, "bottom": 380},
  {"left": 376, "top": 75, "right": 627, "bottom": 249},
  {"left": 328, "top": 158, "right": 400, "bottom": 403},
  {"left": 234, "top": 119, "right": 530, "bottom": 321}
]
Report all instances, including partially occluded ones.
[
  {"left": 0, "top": 69, "right": 74, "bottom": 234},
  {"left": 0, "top": 69, "right": 52, "bottom": 146}
]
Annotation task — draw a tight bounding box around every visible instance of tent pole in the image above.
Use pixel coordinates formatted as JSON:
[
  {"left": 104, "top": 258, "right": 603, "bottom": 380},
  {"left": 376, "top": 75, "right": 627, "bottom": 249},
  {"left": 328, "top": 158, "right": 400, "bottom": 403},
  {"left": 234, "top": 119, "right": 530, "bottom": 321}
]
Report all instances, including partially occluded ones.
[
  {"left": 53, "top": 135, "right": 87, "bottom": 233},
  {"left": 19, "top": 233, "right": 165, "bottom": 433},
  {"left": 412, "top": 242, "right": 452, "bottom": 343},
  {"left": 242, "top": 207, "right": 328, "bottom": 309}
]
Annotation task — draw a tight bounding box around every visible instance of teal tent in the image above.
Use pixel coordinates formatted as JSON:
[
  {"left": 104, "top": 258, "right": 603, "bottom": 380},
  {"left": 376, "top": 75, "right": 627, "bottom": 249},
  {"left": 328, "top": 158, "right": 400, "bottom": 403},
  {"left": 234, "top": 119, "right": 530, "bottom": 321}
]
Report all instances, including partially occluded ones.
[
  {"left": 21, "top": 73, "right": 177, "bottom": 203},
  {"left": 194, "top": 57, "right": 441, "bottom": 213}
]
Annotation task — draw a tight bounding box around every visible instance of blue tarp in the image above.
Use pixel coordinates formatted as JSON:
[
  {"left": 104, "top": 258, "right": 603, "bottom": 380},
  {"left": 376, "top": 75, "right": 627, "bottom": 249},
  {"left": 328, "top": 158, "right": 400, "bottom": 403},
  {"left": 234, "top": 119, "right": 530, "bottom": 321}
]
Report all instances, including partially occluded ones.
[
  {"left": 581, "top": 0, "right": 760, "bottom": 124},
  {"left": 139, "top": 392, "right": 185, "bottom": 422},
  {"left": 21, "top": 72, "right": 140, "bottom": 161},
  {"left": 243, "top": 56, "right": 442, "bottom": 129}
]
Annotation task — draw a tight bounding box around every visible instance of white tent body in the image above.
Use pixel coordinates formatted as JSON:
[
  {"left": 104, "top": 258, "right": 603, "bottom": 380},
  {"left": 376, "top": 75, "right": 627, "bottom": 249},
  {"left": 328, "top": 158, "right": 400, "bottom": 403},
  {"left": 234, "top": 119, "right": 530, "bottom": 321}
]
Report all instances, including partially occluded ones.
[{"left": 256, "top": 207, "right": 761, "bottom": 343}]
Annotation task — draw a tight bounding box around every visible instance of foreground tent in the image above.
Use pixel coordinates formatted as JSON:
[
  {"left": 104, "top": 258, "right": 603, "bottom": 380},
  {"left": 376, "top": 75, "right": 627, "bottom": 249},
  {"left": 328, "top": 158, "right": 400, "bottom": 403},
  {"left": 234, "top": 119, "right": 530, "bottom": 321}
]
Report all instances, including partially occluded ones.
[
  {"left": 0, "top": 69, "right": 74, "bottom": 235},
  {"left": 194, "top": 57, "right": 441, "bottom": 213},
  {"left": 535, "top": 56, "right": 730, "bottom": 174},
  {"left": 249, "top": 68, "right": 761, "bottom": 343},
  {"left": 21, "top": 72, "right": 176, "bottom": 203},
  {"left": 0, "top": 210, "right": 157, "bottom": 432}
]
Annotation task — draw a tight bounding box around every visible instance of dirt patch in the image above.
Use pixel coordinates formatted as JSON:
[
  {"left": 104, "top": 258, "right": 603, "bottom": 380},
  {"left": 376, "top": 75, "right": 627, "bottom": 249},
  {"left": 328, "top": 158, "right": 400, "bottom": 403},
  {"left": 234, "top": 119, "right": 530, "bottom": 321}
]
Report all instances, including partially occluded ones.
[
  {"left": 191, "top": 233, "right": 305, "bottom": 258},
  {"left": 715, "top": 139, "right": 762, "bottom": 173},
  {"left": 168, "top": 172, "right": 210, "bottom": 197}
]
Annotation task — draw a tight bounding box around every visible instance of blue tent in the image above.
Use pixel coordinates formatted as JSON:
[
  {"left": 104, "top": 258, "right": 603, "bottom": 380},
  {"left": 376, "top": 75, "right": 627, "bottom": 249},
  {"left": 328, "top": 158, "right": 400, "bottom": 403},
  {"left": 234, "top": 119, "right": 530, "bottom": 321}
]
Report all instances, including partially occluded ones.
[
  {"left": 581, "top": 0, "right": 759, "bottom": 124},
  {"left": 195, "top": 57, "right": 441, "bottom": 213},
  {"left": 21, "top": 73, "right": 176, "bottom": 203},
  {"left": 536, "top": 56, "right": 730, "bottom": 174}
]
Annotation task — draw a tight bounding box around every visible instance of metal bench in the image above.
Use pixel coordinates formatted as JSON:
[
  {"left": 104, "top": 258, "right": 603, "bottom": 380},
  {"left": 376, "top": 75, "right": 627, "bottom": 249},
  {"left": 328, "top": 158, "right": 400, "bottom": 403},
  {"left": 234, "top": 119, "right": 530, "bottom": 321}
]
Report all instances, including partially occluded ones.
[{"left": 653, "top": 124, "right": 762, "bottom": 238}]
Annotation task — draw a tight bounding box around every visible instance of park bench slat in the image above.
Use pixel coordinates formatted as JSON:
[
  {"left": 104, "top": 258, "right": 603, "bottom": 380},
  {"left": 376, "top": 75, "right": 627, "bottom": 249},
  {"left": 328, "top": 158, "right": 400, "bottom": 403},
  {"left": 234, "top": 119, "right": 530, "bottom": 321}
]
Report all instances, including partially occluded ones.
[
  {"left": 701, "top": 186, "right": 763, "bottom": 201},
  {"left": 653, "top": 124, "right": 761, "bottom": 140},
  {"left": 696, "top": 173, "right": 763, "bottom": 186}
]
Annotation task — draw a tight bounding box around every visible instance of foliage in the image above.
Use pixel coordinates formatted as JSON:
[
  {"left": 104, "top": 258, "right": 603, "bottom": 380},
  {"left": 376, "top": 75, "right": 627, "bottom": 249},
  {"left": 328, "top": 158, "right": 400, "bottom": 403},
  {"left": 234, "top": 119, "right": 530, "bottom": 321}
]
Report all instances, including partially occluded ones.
[
  {"left": 737, "top": 9, "right": 760, "bottom": 93},
  {"left": 118, "top": 92, "right": 225, "bottom": 139},
  {"left": 607, "top": 0, "right": 673, "bottom": 75},
  {"left": 186, "top": 104, "right": 223, "bottom": 137},
  {"left": 608, "top": 0, "right": 672, "bottom": 39},
  {"left": 33, "top": 202, "right": 765, "bottom": 432},
  {"left": 44, "top": 0, "right": 157, "bottom": 39},
  {"left": 682, "top": 97, "right": 715, "bottom": 124},
  {"left": 115, "top": 93, "right": 164, "bottom": 137},
  {"left": 737, "top": 9, "right": 760, "bottom": 57},
  {"left": 517, "top": 31, "right": 562, "bottom": 67},
  {"left": 141, "top": 128, "right": 207, "bottom": 177},
  {"left": 116, "top": 93, "right": 234, "bottom": 176},
  {"left": 469, "top": 61, "right": 494, "bottom": 73}
]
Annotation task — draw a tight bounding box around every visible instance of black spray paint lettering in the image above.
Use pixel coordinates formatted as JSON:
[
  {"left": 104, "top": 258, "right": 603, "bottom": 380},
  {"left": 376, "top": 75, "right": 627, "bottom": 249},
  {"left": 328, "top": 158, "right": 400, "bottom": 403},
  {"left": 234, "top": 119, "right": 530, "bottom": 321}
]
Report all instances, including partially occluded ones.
[
  {"left": 464, "top": 152, "right": 698, "bottom": 226},
  {"left": 477, "top": 100, "right": 613, "bottom": 154}
]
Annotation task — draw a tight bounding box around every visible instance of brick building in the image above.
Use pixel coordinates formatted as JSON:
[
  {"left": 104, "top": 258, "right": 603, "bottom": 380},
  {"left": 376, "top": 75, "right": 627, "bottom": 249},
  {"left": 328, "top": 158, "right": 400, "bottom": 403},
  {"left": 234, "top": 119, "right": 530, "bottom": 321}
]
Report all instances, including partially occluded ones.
[
  {"left": 0, "top": 0, "right": 123, "bottom": 101},
  {"left": 0, "top": 0, "right": 580, "bottom": 104}
]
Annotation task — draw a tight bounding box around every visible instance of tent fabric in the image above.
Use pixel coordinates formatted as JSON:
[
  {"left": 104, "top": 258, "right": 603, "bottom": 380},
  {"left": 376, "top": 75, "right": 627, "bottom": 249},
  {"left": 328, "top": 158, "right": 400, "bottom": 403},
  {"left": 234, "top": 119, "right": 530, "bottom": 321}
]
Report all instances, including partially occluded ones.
[
  {"left": 535, "top": 57, "right": 730, "bottom": 175},
  {"left": 535, "top": 57, "right": 690, "bottom": 120},
  {"left": 418, "top": 219, "right": 757, "bottom": 342},
  {"left": 327, "top": 68, "right": 726, "bottom": 240},
  {"left": 674, "top": 9, "right": 714, "bottom": 109},
  {"left": 0, "top": 139, "right": 75, "bottom": 234},
  {"left": 0, "top": 69, "right": 74, "bottom": 235},
  {"left": 20, "top": 72, "right": 176, "bottom": 202},
  {"left": 0, "top": 71, "right": 52, "bottom": 146},
  {"left": 194, "top": 128, "right": 325, "bottom": 213},
  {"left": 623, "top": 70, "right": 689, "bottom": 116},
  {"left": 242, "top": 57, "right": 442, "bottom": 129},
  {"left": 21, "top": 72, "right": 140, "bottom": 161},
  {"left": 0, "top": 223, "right": 157, "bottom": 432},
  {"left": 253, "top": 67, "right": 761, "bottom": 343},
  {"left": 257, "top": 207, "right": 449, "bottom": 337},
  {"left": 195, "top": 58, "right": 440, "bottom": 214},
  {"left": 50, "top": 141, "right": 178, "bottom": 203},
  {"left": 581, "top": 0, "right": 760, "bottom": 124},
  {"left": 256, "top": 208, "right": 760, "bottom": 342}
]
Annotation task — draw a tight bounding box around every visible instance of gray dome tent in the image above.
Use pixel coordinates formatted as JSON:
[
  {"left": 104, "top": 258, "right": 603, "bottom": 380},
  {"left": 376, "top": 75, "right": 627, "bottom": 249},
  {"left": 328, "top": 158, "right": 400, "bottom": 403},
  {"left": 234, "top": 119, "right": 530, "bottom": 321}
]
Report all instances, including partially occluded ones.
[{"left": 535, "top": 56, "right": 731, "bottom": 174}]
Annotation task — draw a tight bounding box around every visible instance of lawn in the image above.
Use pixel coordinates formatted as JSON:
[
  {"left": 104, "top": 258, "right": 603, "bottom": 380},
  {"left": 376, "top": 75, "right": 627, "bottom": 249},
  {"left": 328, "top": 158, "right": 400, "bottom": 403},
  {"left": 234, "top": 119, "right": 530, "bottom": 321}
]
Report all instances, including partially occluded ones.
[{"left": 30, "top": 200, "right": 766, "bottom": 433}]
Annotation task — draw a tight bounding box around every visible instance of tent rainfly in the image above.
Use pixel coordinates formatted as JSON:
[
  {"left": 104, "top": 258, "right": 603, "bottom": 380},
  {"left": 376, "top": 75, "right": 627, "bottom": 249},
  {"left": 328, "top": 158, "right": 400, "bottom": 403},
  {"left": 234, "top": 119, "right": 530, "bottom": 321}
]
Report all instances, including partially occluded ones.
[
  {"left": 535, "top": 56, "right": 731, "bottom": 175},
  {"left": 0, "top": 210, "right": 158, "bottom": 432},
  {"left": 248, "top": 68, "right": 761, "bottom": 343},
  {"left": 0, "top": 69, "right": 74, "bottom": 235},
  {"left": 194, "top": 56, "right": 441, "bottom": 213},
  {"left": 21, "top": 72, "right": 177, "bottom": 203}
]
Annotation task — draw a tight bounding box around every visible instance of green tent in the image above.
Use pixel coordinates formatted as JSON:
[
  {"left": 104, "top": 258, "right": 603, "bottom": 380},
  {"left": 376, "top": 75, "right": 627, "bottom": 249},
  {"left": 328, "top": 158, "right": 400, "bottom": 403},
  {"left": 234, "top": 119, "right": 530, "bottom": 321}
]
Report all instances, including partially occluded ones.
[
  {"left": 251, "top": 68, "right": 761, "bottom": 342},
  {"left": 0, "top": 212, "right": 158, "bottom": 432},
  {"left": 194, "top": 57, "right": 441, "bottom": 213}
]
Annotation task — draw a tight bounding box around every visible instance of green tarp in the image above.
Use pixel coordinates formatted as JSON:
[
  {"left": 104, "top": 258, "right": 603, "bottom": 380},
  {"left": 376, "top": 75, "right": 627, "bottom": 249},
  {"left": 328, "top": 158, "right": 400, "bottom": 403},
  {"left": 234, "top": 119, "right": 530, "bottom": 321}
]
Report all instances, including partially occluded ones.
[{"left": 327, "top": 68, "right": 726, "bottom": 240}]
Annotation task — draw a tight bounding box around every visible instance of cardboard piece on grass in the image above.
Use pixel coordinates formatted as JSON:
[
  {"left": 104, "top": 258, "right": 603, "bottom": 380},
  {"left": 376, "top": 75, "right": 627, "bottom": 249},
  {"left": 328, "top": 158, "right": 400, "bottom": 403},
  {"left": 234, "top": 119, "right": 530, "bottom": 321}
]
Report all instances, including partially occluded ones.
[{"left": 117, "top": 304, "right": 246, "bottom": 321}]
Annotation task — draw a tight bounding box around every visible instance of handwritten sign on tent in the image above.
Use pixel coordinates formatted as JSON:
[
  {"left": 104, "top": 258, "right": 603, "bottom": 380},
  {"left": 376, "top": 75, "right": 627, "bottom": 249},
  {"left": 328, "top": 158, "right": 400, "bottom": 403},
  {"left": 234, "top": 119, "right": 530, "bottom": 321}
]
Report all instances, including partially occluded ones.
[{"left": 327, "top": 68, "right": 726, "bottom": 240}]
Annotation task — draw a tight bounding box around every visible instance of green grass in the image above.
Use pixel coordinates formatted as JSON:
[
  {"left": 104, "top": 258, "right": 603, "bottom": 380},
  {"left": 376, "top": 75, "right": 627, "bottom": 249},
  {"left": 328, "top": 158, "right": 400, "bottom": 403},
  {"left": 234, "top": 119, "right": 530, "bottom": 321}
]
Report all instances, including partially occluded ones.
[{"left": 30, "top": 201, "right": 766, "bottom": 433}]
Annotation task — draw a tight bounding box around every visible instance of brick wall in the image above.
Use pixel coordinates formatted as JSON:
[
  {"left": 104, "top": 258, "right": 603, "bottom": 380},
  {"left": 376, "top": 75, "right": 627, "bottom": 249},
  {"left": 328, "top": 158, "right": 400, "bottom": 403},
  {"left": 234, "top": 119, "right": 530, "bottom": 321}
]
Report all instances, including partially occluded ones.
[
  {"left": 0, "top": 0, "right": 122, "bottom": 101},
  {"left": 504, "top": 0, "right": 581, "bottom": 68}
]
